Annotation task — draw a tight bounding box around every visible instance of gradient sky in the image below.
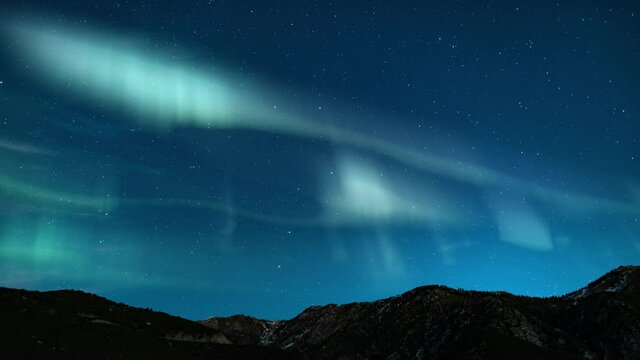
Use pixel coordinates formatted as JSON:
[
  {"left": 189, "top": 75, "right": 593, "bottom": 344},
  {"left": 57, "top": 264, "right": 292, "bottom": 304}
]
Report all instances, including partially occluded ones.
[{"left": 0, "top": 0, "right": 639, "bottom": 320}]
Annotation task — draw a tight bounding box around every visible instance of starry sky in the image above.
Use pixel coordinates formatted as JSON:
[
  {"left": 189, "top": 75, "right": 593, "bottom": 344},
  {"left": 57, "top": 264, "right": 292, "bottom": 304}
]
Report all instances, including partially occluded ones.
[{"left": 0, "top": 1, "right": 639, "bottom": 320}]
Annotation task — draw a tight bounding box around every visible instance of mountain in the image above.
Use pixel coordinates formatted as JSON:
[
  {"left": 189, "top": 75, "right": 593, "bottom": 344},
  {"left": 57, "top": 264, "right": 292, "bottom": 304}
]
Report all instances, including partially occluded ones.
[
  {"left": 202, "top": 265, "right": 640, "bottom": 359},
  {"left": 1, "top": 266, "right": 638, "bottom": 359},
  {"left": 0, "top": 287, "right": 301, "bottom": 359}
]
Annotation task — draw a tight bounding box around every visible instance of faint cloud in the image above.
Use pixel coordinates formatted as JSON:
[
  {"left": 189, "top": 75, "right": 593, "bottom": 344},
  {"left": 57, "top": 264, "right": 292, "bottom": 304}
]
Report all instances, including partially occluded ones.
[
  {"left": 362, "top": 231, "right": 406, "bottom": 281},
  {"left": 555, "top": 236, "right": 571, "bottom": 248},
  {"left": 631, "top": 184, "right": 640, "bottom": 203},
  {"left": 436, "top": 237, "right": 473, "bottom": 266},
  {"left": 0, "top": 138, "right": 54, "bottom": 155},
  {"left": 488, "top": 192, "right": 554, "bottom": 251},
  {"left": 378, "top": 234, "right": 405, "bottom": 277},
  {"left": 329, "top": 238, "right": 349, "bottom": 264}
]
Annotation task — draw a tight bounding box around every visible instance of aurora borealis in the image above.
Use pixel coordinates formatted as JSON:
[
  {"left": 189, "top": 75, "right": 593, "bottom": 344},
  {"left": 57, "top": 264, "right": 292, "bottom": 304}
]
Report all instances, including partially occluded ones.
[{"left": 1, "top": 1, "right": 639, "bottom": 319}]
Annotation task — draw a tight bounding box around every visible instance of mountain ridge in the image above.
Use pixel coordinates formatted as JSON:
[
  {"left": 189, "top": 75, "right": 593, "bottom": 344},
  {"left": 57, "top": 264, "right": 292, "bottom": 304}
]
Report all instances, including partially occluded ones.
[
  {"left": 2, "top": 265, "right": 638, "bottom": 359},
  {"left": 202, "top": 265, "right": 640, "bottom": 359}
]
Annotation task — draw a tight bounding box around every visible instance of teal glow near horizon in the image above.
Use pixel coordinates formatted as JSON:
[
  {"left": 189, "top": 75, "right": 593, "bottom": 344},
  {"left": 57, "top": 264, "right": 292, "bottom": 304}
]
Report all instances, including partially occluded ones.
[{"left": 0, "top": 216, "right": 184, "bottom": 291}]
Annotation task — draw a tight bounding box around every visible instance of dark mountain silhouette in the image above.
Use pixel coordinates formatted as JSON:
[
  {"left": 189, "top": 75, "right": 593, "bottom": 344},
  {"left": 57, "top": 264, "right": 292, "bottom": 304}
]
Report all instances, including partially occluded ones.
[
  {"left": 203, "top": 265, "right": 640, "bottom": 359},
  {"left": 2, "top": 266, "right": 638, "bottom": 359},
  {"left": 0, "top": 287, "right": 300, "bottom": 359}
]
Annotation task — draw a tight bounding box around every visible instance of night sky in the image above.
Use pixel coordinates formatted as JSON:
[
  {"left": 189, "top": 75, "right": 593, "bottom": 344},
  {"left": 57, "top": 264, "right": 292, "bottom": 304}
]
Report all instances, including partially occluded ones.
[{"left": 1, "top": 1, "right": 639, "bottom": 320}]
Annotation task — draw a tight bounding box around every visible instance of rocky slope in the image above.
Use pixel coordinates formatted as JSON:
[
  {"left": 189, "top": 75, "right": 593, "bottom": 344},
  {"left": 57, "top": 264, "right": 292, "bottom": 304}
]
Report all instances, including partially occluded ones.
[
  {"left": 0, "top": 287, "right": 300, "bottom": 359},
  {"left": 202, "top": 265, "right": 640, "bottom": 359}
]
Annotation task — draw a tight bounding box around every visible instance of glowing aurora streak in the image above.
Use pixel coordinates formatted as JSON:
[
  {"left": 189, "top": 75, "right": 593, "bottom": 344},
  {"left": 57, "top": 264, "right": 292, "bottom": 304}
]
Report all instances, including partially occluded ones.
[
  {"left": 8, "top": 22, "right": 241, "bottom": 128},
  {"left": 5, "top": 21, "right": 639, "bottom": 218},
  {"left": 0, "top": 174, "right": 117, "bottom": 213},
  {"left": 0, "top": 171, "right": 314, "bottom": 224},
  {"left": 323, "top": 155, "right": 457, "bottom": 224}
]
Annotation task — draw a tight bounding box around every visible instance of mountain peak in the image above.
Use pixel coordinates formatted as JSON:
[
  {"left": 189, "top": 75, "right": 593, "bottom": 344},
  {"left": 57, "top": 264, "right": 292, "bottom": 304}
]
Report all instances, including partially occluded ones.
[{"left": 566, "top": 265, "right": 640, "bottom": 300}]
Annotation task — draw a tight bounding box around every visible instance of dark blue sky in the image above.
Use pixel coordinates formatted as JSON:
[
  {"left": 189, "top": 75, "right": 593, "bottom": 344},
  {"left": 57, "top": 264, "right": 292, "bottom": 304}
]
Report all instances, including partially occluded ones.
[{"left": 0, "top": 1, "right": 638, "bottom": 320}]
